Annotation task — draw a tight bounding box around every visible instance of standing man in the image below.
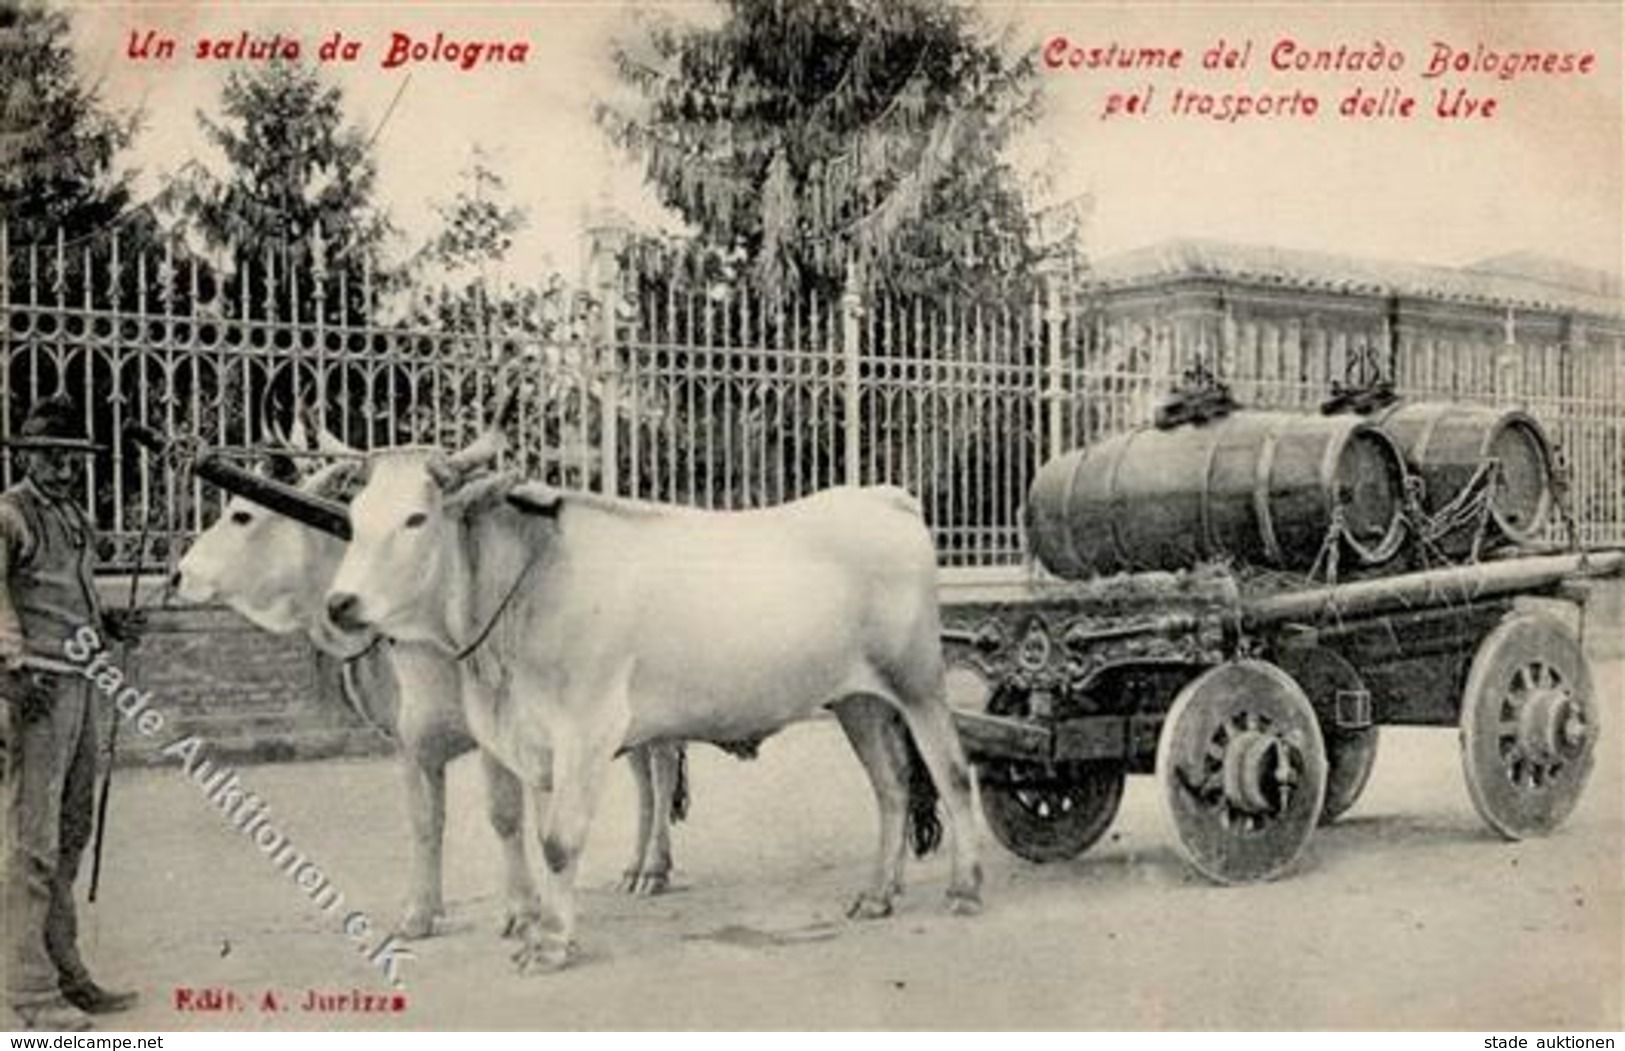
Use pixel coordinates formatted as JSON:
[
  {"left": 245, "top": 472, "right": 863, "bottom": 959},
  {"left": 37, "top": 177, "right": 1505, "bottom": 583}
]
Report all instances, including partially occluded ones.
[{"left": 1, "top": 395, "right": 139, "bottom": 1031}]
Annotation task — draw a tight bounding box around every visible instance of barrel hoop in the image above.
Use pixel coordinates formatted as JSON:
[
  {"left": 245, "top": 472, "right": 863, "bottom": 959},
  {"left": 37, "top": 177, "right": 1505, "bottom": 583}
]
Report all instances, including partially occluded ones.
[
  {"left": 1411, "top": 404, "right": 1448, "bottom": 485},
  {"left": 1483, "top": 410, "right": 1554, "bottom": 540},
  {"left": 1199, "top": 424, "right": 1224, "bottom": 564},
  {"left": 1317, "top": 424, "right": 1344, "bottom": 518},
  {"left": 1253, "top": 425, "right": 1284, "bottom": 566},
  {"left": 1338, "top": 424, "right": 1408, "bottom": 564},
  {"left": 1103, "top": 434, "right": 1134, "bottom": 573},
  {"left": 1056, "top": 450, "right": 1090, "bottom": 576}
]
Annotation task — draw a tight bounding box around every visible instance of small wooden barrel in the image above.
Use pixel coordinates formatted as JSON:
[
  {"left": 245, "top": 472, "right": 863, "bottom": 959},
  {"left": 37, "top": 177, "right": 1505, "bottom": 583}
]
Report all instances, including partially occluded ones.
[
  {"left": 1372, "top": 402, "right": 1555, "bottom": 554},
  {"left": 1028, "top": 412, "right": 1408, "bottom": 578}
]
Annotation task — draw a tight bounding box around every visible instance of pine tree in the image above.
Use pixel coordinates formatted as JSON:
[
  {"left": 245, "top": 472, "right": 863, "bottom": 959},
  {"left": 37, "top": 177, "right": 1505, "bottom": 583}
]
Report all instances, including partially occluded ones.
[
  {"left": 0, "top": 0, "right": 137, "bottom": 245},
  {"left": 169, "top": 60, "right": 392, "bottom": 319},
  {"left": 599, "top": 0, "right": 1042, "bottom": 299}
]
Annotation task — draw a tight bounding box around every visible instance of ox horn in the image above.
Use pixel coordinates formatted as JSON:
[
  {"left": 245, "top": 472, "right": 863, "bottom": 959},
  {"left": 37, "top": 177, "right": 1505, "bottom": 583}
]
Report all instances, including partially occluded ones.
[
  {"left": 261, "top": 387, "right": 293, "bottom": 451},
  {"left": 258, "top": 391, "right": 302, "bottom": 484},
  {"left": 429, "top": 378, "right": 520, "bottom": 491},
  {"left": 294, "top": 400, "right": 360, "bottom": 457}
]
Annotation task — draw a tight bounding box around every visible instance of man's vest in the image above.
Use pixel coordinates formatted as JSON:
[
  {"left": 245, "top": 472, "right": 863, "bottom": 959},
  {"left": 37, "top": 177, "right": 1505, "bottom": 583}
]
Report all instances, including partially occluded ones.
[{"left": 0, "top": 481, "right": 102, "bottom": 659}]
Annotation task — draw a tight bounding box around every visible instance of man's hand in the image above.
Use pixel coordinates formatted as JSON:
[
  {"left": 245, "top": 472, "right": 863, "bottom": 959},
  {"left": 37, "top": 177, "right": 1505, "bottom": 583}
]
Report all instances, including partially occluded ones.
[
  {"left": 2, "top": 667, "right": 54, "bottom": 723},
  {"left": 103, "top": 608, "right": 148, "bottom": 646},
  {"left": 0, "top": 632, "right": 26, "bottom": 673}
]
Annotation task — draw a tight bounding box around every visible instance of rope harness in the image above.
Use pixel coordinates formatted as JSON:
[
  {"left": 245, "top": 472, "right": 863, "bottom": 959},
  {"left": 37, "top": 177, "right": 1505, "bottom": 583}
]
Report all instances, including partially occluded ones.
[{"left": 453, "top": 540, "right": 546, "bottom": 664}]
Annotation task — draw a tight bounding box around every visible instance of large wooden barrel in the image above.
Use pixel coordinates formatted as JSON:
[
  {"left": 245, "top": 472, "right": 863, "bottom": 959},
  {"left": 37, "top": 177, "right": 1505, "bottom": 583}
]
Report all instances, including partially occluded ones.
[
  {"left": 1028, "top": 412, "right": 1407, "bottom": 578},
  {"left": 1371, "top": 402, "right": 1554, "bottom": 555}
]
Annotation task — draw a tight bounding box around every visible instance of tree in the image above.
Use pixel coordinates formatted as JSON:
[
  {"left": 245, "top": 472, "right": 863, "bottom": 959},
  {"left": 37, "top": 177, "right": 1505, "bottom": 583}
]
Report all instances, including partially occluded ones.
[
  {"left": 167, "top": 60, "right": 392, "bottom": 319},
  {"left": 416, "top": 147, "right": 527, "bottom": 283},
  {"left": 401, "top": 148, "right": 605, "bottom": 474},
  {"left": 0, "top": 0, "right": 138, "bottom": 245},
  {"left": 599, "top": 0, "right": 1042, "bottom": 299}
]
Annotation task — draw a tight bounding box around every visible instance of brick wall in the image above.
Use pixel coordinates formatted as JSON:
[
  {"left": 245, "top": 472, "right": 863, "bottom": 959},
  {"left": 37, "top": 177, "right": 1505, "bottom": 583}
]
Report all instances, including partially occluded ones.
[{"left": 93, "top": 581, "right": 392, "bottom": 767}]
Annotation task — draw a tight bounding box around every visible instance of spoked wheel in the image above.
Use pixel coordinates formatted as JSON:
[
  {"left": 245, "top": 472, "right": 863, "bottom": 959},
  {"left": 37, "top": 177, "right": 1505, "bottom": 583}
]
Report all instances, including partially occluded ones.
[
  {"left": 980, "top": 759, "right": 1127, "bottom": 863},
  {"left": 1275, "top": 647, "right": 1379, "bottom": 825},
  {"left": 1157, "top": 661, "right": 1328, "bottom": 884},
  {"left": 1460, "top": 612, "right": 1597, "bottom": 839},
  {"left": 972, "top": 680, "right": 1126, "bottom": 864}
]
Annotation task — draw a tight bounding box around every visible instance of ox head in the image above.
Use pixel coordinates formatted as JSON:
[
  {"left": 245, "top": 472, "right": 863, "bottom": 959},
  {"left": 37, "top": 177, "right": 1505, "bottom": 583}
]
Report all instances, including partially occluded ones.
[
  {"left": 175, "top": 407, "right": 370, "bottom": 650},
  {"left": 325, "top": 382, "right": 542, "bottom": 640}
]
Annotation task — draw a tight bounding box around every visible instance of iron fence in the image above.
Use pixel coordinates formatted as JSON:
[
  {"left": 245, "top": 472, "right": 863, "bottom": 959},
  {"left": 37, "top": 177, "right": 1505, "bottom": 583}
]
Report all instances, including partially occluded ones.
[{"left": 4, "top": 222, "right": 1622, "bottom": 574}]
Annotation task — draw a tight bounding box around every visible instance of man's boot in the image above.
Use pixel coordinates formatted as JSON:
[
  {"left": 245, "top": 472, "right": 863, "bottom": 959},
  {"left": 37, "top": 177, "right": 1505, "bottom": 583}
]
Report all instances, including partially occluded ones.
[
  {"left": 60, "top": 977, "right": 139, "bottom": 1016},
  {"left": 13, "top": 997, "right": 93, "bottom": 1031}
]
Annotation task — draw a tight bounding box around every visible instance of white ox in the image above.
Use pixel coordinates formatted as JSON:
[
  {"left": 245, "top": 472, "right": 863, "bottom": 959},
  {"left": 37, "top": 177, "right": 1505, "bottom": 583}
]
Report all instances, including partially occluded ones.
[
  {"left": 324, "top": 432, "right": 984, "bottom": 973},
  {"left": 175, "top": 455, "right": 688, "bottom": 942}
]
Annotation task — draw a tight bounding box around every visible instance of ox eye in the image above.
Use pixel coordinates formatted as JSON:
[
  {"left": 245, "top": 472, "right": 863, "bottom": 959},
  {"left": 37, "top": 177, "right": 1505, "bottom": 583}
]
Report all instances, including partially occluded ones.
[
  {"left": 230, "top": 510, "right": 253, "bottom": 526},
  {"left": 404, "top": 512, "right": 427, "bottom": 529}
]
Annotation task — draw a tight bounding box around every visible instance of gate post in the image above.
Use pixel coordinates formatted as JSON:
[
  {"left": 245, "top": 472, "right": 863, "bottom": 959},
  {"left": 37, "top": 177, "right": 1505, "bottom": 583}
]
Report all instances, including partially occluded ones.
[
  {"left": 1, "top": 223, "right": 9, "bottom": 491},
  {"left": 585, "top": 214, "right": 628, "bottom": 496},
  {"left": 841, "top": 263, "right": 863, "bottom": 486},
  {"left": 1043, "top": 269, "right": 1067, "bottom": 461}
]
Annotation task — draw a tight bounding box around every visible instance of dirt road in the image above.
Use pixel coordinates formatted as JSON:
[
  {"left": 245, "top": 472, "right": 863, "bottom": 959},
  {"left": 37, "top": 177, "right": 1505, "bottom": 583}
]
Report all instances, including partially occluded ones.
[{"left": 80, "top": 661, "right": 1622, "bottom": 1031}]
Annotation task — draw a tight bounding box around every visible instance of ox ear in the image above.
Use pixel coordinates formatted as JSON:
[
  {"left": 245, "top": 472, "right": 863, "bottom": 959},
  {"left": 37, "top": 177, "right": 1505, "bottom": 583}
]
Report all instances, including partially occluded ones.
[
  {"left": 303, "top": 459, "right": 368, "bottom": 504},
  {"left": 506, "top": 482, "right": 564, "bottom": 519},
  {"left": 444, "top": 468, "right": 524, "bottom": 518}
]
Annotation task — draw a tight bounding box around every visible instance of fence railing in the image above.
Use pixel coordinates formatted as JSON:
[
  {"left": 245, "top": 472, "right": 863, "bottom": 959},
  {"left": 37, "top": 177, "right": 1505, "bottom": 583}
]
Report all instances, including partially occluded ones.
[{"left": 4, "top": 222, "right": 1622, "bottom": 574}]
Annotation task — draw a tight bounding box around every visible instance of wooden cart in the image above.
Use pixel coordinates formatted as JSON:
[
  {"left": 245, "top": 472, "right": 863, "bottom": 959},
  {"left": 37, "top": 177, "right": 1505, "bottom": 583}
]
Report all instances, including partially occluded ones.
[{"left": 944, "top": 549, "right": 1622, "bottom": 883}]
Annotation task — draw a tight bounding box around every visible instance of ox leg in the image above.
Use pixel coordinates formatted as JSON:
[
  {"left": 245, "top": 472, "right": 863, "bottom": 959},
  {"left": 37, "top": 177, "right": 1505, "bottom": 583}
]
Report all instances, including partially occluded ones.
[
  {"left": 619, "top": 747, "right": 655, "bottom": 894},
  {"left": 396, "top": 749, "right": 448, "bottom": 940},
  {"left": 832, "top": 696, "right": 910, "bottom": 920},
  {"left": 513, "top": 722, "right": 620, "bottom": 975},
  {"left": 481, "top": 751, "right": 541, "bottom": 939},
  {"left": 890, "top": 696, "right": 984, "bottom": 916},
  {"left": 621, "top": 745, "right": 676, "bottom": 896}
]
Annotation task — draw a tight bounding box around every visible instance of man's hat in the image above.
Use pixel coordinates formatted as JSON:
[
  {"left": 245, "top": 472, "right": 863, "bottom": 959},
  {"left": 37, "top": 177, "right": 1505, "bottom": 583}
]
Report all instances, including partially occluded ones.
[{"left": 3, "top": 395, "right": 105, "bottom": 454}]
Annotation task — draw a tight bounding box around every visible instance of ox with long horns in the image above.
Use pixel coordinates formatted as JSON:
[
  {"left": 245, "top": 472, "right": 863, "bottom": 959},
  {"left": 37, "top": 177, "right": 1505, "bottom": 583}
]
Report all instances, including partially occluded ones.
[
  {"left": 325, "top": 381, "right": 984, "bottom": 973},
  {"left": 173, "top": 398, "right": 691, "bottom": 943}
]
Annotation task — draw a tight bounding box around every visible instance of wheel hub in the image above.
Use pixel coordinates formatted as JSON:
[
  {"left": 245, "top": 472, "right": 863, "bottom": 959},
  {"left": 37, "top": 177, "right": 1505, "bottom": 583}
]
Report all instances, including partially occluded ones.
[
  {"left": 1221, "top": 731, "right": 1299, "bottom": 815},
  {"left": 1517, "top": 687, "right": 1587, "bottom": 763}
]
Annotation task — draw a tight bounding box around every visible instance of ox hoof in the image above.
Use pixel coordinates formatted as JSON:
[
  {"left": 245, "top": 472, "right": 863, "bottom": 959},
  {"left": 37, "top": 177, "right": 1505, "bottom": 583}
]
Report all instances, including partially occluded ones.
[
  {"left": 633, "top": 872, "right": 671, "bottom": 897},
  {"left": 945, "top": 890, "right": 983, "bottom": 917},
  {"left": 511, "top": 938, "right": 576, "bottom": 975},
  {"left": 394, "top": 909, "right": 443, "bottom": 941},
  {"left": 619, "top": 869, "right": 671, "bottom": 895},
  {"left": 499, "top": 912, "right": 530, "bottom": 940},
  {"left": 845, "top": 893, "right": 895, "bottom": 921}
]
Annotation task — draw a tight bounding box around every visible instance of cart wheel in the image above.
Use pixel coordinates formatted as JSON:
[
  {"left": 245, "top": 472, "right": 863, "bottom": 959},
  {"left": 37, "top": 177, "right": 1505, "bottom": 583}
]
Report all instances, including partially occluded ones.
[
  {"left": 966, "top": 678, "right": 1127, "bottom": 864},
  {"left": 980, "top": 760, "right": 1127, "bottom": 863},
  {"left": 1156, "top": 661, "right": 1327, "bottom": 884},
  {"left": 1275, "top": 647, "right": 1379, "bottom": 825},
  {"left": 1460, "top": 612, "right": 1596, "bottom": 840}
]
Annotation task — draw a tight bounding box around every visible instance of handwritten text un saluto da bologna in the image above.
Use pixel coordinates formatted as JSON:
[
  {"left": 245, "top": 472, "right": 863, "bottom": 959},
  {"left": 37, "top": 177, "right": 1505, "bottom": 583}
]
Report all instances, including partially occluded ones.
[
  {"left": 126, "top": 29, "right": 529, "bottom": 72},
  {"left": 1044, "top": 37, "right": 1599, "bottom": 123}
]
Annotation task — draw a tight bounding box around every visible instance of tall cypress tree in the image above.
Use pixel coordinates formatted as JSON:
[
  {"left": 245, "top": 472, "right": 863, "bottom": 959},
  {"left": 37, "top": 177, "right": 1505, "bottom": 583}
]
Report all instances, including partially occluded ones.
[{"left": 599, "top": 0, "right": 1042, "bottom": 299}]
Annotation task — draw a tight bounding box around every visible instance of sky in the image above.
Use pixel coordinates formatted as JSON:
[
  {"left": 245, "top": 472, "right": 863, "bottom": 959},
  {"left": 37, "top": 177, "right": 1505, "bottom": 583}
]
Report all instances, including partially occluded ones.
[{"left": 64, "top": 1, "right": 1625, "bottom": 286}]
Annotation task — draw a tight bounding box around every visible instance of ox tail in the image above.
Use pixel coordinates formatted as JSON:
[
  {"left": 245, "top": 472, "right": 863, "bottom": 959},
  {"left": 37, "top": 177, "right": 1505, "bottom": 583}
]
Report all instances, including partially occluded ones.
[
  {"left": 670, "top": 746, "right": 689, "bottom": 825},
  {"left": 902, "top": 723, "right": 943, "bottom": 859}
]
